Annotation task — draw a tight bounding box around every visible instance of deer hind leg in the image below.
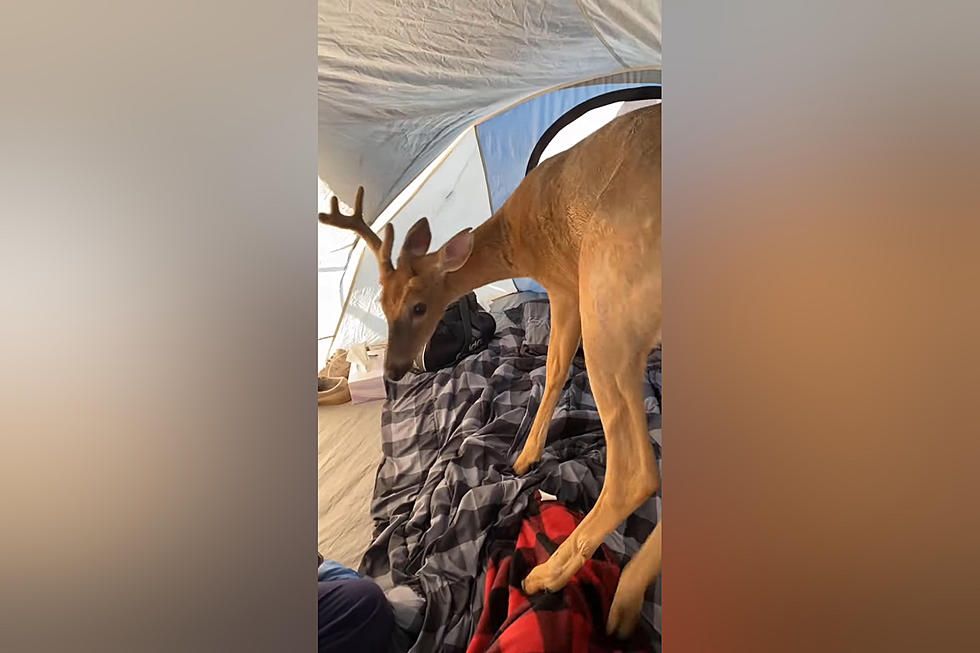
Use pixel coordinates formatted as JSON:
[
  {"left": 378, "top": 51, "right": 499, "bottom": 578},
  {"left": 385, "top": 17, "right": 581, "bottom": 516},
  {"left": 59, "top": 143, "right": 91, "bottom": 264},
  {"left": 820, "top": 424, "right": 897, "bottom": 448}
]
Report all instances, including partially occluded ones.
[
  {"left": 522, "top": 315, "right": 659, "bottom": 595},
  {"left": 513, "top": 290, "right": 581, "bottom": 475},
  {"left": 607, "top": 519, "right": 661, "bottom": 638}
]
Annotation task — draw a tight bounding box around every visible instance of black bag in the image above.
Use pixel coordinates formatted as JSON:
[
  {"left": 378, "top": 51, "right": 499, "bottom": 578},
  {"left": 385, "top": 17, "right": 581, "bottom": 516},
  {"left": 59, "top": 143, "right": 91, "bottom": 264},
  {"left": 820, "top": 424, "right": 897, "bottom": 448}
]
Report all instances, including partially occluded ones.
[{"left": 412, "top": 292, "right": 496, "bottom": 373}]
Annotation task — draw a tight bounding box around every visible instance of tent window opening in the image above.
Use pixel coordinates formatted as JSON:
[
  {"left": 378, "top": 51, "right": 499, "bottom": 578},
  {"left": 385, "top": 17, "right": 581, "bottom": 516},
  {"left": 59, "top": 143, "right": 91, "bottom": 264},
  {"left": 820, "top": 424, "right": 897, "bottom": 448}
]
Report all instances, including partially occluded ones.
[{"left": 526, "top": 86, "right": 662, "bottom": 173}]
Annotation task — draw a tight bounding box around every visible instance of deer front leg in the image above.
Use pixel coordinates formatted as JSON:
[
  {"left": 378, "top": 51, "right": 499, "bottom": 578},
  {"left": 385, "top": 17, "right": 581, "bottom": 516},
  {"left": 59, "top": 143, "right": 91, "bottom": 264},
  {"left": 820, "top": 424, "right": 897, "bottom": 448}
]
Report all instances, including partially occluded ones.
[
  {"left": 521, "top": 451, "right": 658, "bottom": 596},
  {"left": 522, "top": 353, "right": 659, "bottom": 595},
  {"left": 607, "top": 519, "right": 661, "bottom": 639},
  {"left": 513, "top": 292, "right": 581, "bottom": 475}
]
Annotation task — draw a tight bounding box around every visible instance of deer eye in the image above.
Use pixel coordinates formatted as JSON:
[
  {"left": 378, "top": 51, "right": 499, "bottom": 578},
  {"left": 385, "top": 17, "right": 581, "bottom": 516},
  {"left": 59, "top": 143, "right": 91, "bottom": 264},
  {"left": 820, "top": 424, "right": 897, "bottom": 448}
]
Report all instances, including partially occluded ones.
[{"left": 412, "top": 302, "right": 427, "bottom": 316}]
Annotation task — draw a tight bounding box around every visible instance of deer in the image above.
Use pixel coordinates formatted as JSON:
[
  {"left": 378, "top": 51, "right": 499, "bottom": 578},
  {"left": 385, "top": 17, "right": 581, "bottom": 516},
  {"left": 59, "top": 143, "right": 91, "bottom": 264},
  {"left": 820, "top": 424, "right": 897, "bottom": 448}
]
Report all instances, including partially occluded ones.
[{"left": 319, "top": 103, "right": 661, "bottom": 639}]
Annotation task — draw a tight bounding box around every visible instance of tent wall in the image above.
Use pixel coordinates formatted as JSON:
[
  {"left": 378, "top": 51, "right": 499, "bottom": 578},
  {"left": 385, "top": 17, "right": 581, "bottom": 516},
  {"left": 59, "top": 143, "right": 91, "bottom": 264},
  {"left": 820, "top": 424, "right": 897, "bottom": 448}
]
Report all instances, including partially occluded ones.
[
  {"left": 317, "top": 179, "right": 356, "bottom": 366},
  {"left": 332, "top": 128, "right": 503, "bottom": 350},
  {"left": 318, "top": 0, "right": 662, "bottom": 221}
]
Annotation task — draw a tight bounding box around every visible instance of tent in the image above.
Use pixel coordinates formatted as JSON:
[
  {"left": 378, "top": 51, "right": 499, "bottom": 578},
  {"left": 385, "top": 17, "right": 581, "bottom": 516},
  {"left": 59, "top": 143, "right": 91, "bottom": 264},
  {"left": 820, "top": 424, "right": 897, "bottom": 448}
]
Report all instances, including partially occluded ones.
[{"left": 317, "top": 1, "right": 662, "bottom": 359}]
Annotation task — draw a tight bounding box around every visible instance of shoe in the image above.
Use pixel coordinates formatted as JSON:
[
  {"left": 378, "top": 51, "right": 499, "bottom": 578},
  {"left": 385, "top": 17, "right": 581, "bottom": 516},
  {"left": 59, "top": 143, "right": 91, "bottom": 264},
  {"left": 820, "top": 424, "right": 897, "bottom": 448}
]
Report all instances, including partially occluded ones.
[
  {"left": 317, "top": 348, "right": 352, "bottom": 405},
  {"left": 317, "top": 376, "right": 351, "bottom": 405},
  {"left": 319, "top": 348, "right": 350, "bottom": 380}
]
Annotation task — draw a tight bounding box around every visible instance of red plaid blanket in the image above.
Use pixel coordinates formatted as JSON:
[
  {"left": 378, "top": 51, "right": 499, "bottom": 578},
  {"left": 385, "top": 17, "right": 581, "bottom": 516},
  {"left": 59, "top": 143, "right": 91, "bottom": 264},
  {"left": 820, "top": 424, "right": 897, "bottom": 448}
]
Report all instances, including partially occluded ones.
[{"left": 466, "top": 494, "right": 657, "bottom": 653}]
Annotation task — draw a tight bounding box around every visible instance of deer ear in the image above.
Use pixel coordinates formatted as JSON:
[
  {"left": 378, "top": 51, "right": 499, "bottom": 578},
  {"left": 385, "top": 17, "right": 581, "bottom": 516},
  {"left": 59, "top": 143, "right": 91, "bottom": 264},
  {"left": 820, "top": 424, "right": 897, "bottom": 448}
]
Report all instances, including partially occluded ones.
[
  {"left": 401, "top": 217, "right": 431, "bottom": 258},
  {"left": 439, "top": 229, "right": 474, "bottom": 272}
]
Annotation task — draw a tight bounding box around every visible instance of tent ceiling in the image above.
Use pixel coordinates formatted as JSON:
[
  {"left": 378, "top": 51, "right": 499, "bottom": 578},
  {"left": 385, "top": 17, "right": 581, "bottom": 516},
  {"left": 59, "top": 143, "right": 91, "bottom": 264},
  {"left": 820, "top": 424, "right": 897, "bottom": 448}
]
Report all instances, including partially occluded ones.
[{"left": 317, "top": 0, "right": 661, "bottom": 221}]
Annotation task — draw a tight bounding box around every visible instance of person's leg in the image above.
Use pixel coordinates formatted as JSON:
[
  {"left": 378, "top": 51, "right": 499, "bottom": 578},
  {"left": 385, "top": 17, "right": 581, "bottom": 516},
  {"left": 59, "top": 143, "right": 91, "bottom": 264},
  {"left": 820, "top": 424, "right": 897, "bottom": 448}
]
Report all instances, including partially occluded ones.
[{"left": 318, "top": 578, "right": 393, "bottom": 653}]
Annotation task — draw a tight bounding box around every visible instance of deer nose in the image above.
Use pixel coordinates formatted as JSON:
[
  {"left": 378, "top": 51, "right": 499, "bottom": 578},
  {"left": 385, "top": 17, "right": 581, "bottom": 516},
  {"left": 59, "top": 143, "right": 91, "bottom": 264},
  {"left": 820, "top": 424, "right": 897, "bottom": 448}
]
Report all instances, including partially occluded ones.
[{"left": 384, "top": 361, "right": 409, "bottom": 381}]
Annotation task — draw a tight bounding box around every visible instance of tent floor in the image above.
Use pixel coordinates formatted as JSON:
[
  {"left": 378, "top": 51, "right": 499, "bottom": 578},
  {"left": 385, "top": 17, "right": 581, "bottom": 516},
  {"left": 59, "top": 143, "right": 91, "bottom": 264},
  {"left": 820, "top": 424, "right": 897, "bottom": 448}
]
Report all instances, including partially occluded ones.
[{"left": 317, "top": 400, "right": 384, "bottom": 570}]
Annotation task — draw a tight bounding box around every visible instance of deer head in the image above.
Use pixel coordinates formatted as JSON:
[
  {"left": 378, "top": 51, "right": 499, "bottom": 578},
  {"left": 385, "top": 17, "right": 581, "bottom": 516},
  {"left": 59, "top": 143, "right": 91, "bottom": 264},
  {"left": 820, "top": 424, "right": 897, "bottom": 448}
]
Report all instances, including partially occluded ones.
[{"left": 319, "top": 187, "right": 474, "bottom": 380}]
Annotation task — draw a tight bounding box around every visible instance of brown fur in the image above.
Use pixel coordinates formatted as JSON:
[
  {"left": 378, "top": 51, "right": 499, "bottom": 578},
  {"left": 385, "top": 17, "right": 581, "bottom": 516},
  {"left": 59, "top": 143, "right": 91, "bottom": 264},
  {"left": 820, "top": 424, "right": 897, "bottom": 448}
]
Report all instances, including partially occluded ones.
[{"left": 319, "top": 103, "right": 662, "bottom": 638}]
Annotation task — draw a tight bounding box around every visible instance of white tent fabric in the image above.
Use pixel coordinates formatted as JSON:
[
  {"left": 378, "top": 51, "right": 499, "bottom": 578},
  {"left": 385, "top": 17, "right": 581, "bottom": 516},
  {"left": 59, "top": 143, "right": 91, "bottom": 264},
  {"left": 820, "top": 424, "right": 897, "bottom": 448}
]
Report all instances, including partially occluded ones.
[
  {"left": 331, "top": 128, "right": 513, "bottom": 349},
  {"left": 317, "top": 0, "right": 661, "bottom": 354},
  {"left": 317, "top": 178, "right": 357, "bottom": 366}
]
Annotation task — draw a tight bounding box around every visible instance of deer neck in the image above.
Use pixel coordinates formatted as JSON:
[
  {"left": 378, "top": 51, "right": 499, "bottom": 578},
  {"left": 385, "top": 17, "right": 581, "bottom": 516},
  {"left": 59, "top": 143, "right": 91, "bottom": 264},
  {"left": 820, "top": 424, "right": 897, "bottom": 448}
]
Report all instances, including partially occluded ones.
[{"left": 445, "top": 210, "right": 518, "bottom": 299}]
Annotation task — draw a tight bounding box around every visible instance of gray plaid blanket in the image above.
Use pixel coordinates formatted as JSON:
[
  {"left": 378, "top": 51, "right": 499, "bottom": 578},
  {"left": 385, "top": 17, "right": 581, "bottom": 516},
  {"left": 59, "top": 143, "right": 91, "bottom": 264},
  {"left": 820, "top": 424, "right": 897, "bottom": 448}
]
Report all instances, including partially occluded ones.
[{"left": 359, "top": 293, "right": 662, "bottom": 653}]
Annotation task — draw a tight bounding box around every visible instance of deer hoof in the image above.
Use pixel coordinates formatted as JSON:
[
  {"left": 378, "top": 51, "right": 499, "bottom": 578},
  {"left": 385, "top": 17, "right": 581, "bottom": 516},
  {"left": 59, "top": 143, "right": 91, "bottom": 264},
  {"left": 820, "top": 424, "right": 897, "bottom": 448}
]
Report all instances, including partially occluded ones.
[
  {"left": 522, "top": 562, "right": 562, "bottom": 595},
  {"left": 512, "top": 453, "right": 539, "bottom": 476},
  {"left": 606, "top": 578, "right": 645, "bottom": 639},
  {"left": 522, "top": 546, "right": 584, "bottom": 595},
  {"left": 512, "top": 459, "right": 533, "bottom": 475}
]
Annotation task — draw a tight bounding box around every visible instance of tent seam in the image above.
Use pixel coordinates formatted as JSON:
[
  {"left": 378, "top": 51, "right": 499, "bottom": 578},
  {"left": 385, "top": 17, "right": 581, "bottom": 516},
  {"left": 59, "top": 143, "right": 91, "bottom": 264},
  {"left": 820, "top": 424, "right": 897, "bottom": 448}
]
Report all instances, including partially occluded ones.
[{"left": 472, "top": 127, "right": 495, "bottom": 215}]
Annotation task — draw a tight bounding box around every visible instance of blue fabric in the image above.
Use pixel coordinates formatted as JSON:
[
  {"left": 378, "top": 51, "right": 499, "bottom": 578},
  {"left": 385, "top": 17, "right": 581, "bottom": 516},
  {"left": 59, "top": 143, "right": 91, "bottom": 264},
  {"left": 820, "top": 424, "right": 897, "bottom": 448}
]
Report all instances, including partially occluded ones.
[
  {"left": 318, "top": 559, "right": 361, "bottom": 582},
  {"left": 514, "top": 277, "right": 547, "bottom": 293},
  {"left": 475, "top": 81, "right": 660, "bottom": 295}
]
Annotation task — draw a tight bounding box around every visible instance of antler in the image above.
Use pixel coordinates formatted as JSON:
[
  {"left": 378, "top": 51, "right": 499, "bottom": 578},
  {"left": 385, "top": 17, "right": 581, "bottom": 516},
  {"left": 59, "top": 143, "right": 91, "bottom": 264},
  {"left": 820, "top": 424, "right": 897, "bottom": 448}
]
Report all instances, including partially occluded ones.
[{"left": 318, "top": 186, "right": 394, "bottom": 276}]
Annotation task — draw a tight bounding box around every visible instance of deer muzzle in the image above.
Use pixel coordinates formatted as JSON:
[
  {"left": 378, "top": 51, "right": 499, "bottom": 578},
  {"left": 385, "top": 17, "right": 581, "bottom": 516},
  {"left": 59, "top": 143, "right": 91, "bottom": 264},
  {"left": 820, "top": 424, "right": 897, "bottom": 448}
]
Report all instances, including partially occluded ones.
[{"left": 384, "top": 358, "right": 411, "bottom": 381}]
